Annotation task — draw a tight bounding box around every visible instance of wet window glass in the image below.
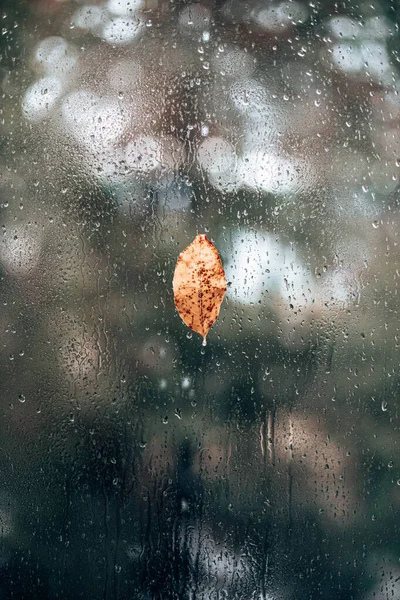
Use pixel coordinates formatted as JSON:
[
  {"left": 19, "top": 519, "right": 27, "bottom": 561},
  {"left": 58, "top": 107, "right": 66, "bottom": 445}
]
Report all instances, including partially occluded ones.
[{"left": 0, "top": 0, "right": 399, "bottom": 598}]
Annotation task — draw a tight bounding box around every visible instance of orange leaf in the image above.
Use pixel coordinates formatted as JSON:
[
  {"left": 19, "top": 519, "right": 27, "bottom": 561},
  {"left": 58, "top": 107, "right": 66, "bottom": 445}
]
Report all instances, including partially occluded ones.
[{"left": 173, "top": 234, "right": 227, "bottom": 345}]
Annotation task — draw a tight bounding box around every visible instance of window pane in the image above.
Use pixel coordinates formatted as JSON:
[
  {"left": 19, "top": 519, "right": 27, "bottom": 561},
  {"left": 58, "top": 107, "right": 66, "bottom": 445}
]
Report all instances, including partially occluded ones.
[{"left": 0, "top": 0, "right": 399, "bottom": 598}]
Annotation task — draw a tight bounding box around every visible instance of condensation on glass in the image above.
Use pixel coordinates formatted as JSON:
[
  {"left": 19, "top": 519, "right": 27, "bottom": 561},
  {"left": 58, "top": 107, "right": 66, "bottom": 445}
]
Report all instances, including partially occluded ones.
[{"left": 0, "top": 0, "right": 399, "bottom": 598}]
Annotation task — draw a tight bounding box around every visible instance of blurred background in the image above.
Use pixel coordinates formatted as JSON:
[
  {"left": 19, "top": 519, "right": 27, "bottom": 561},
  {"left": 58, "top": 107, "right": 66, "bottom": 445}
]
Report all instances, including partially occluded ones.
[{"left": 0, "top": 0, "right": 399, "bottom": 598}]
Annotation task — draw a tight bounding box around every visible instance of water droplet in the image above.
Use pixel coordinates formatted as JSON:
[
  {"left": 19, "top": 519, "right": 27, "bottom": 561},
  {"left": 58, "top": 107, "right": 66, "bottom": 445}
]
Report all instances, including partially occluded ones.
[
  {"left": 18, "top": 394, "right": 25, "bottom": 403},
  {"left": 202, "top": 336, "right": 207, "bottom": 347},
  {"left": 372, "top": 220, "right": 380, "bottom": 229},
  {"left": 115, "top": 565, "right": 121, "bottom": 573},
  {"left": 381, "top": 400, "right": 388, "bottom": 411},
  {"left": 388, "top": 461, "right": 394, "bottom": 468},
  {"left": 186, "top": 331, "right": 193, "bottom": 339}
]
